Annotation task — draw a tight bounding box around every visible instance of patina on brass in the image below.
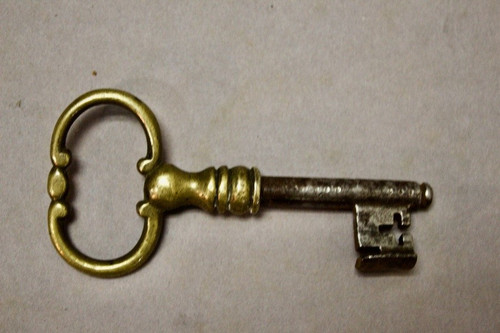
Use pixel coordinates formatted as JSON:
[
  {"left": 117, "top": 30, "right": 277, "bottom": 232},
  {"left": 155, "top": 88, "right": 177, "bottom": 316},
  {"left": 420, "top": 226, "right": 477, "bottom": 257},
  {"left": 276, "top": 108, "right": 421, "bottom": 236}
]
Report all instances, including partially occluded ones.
[{"left": 48, "top": 89, "right": 433, "bottom": 278}]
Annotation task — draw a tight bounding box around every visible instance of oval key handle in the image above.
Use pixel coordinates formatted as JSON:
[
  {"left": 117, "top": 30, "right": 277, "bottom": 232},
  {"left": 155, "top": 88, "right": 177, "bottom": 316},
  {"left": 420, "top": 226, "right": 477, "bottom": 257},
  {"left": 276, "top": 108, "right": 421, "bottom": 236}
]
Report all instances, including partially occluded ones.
[
  {"left": 48, "top": 89, "right": 164, "bottom": 277},
  {"left": 49, "top": 89, "right": 432, "bottom": 277}
]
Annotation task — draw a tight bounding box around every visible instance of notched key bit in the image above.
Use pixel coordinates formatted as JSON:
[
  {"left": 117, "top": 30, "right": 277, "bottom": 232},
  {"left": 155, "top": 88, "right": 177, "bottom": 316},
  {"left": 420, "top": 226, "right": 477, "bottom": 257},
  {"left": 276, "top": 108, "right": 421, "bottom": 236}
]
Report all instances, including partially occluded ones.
[{"left": 48, "top": 89, "right": 433, "bottom": 277}]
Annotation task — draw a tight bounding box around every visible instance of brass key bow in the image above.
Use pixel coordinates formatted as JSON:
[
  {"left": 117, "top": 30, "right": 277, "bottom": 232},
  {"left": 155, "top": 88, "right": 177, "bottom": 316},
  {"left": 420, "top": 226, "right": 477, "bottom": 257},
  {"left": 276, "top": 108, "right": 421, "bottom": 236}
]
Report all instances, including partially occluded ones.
[{"left": 48, "top": 89, "right": 433, "bottom": 277}]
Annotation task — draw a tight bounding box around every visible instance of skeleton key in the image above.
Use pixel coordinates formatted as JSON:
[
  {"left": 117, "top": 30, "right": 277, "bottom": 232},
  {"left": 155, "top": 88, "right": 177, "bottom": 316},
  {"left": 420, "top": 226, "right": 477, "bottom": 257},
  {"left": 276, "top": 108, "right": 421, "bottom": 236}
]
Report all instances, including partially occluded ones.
[{"left": 48, "top": 89, "right": 433, "bottom": 277}]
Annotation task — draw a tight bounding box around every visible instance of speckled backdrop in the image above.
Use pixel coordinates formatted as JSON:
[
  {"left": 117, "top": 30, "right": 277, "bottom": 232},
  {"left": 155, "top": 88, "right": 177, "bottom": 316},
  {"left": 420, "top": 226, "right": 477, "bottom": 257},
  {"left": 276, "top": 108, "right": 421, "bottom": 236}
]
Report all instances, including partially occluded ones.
[{"left": 1, "top": 1, "right": 499, "bottom": 332}]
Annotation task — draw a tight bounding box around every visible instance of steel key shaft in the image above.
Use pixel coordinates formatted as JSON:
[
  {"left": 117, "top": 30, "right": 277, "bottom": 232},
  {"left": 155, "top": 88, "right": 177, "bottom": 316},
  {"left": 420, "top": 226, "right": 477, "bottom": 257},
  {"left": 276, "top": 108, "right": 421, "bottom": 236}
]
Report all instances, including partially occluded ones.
[{"left": 261, "top": 176, "right": 432, "bottom": 210}]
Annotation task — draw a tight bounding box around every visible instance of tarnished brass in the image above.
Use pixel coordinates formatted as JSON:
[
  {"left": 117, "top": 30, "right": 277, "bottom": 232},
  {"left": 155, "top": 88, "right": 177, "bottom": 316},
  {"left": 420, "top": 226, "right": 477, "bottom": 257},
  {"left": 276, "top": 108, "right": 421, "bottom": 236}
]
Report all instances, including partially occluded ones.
[{"left": 48, "top": 89, "right": 433, "bottom": 278}]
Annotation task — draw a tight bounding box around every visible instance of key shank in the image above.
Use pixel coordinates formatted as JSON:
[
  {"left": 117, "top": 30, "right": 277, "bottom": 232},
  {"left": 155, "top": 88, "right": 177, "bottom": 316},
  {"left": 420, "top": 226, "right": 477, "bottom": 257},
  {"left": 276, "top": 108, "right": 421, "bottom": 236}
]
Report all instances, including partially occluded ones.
[
  {"left": 145, "top": 166, "right": 432, "bottom": 213},
  {"left": 260, "top": 177, "right": 432, "bottom": 210}
]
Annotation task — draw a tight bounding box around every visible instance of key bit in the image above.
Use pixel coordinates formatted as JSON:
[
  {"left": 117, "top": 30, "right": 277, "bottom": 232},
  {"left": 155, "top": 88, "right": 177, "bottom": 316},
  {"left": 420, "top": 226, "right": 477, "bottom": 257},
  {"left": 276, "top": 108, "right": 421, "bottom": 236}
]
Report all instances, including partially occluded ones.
[{"left": 48, "top": 89, "right": 433, "bottom": 278}]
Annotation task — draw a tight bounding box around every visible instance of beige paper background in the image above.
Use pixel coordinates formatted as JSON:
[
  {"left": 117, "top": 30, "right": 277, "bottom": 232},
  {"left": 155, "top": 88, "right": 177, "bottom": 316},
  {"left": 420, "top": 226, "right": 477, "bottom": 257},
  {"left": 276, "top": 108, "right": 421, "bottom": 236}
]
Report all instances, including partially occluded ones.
[{"left": 1, "top": 1, "right": 499, "bottom": 332}]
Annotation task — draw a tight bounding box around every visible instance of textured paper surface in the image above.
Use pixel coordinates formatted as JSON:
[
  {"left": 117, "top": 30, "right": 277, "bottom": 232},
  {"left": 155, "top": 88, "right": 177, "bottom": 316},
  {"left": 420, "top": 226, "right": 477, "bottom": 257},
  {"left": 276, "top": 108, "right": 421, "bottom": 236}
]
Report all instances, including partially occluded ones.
[{"left": 1, "top": 1, "right": 499, "bottom": 332}]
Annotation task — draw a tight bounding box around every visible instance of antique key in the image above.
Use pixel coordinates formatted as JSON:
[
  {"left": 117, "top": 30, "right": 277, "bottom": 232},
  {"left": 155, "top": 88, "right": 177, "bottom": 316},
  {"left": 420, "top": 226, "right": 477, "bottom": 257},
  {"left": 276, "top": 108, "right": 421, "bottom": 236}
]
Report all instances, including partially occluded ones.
[{"left": 48, "top": 89, "right": 433, "bottom": 277}]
